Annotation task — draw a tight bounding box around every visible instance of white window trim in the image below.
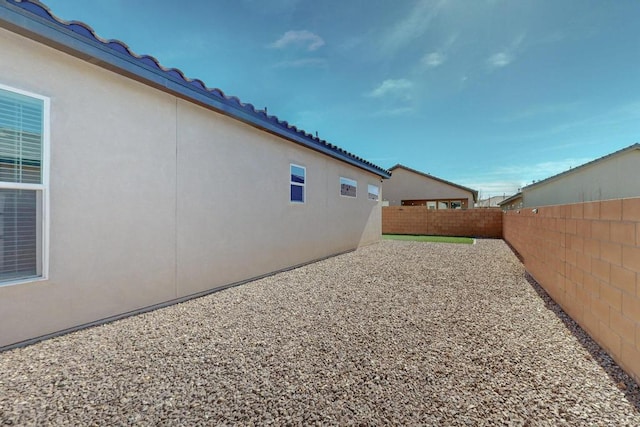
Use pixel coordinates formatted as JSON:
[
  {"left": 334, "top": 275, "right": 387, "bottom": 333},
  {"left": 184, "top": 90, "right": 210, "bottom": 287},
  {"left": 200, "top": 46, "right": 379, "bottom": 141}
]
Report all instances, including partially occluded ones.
[
  {"left": 339, "top": 176, "right": 357, "bottom": 198},
  {"left": 0, "top": 83, "right": 50, "bottom": 287},
  {"left": 289, "top": 163, "right": 306, "bottom": 204}
]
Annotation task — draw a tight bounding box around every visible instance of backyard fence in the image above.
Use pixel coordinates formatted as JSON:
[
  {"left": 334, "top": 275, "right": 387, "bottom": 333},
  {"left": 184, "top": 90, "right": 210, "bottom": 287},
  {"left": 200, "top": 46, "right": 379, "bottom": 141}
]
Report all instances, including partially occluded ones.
[
  {"left": 382, "top": 206, "right": 502, "bottom": 238},
  {"left": 503, "top": 198, "right": 640, "bottom": 383}
]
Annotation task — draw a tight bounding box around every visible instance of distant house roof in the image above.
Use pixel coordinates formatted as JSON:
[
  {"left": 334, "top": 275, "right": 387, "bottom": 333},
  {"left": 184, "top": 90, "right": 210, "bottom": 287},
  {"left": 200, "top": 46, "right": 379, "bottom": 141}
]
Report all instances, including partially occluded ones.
[
  {"left": 498, "top": 192, "right": 522, "bottom": 206},
  {"left": 476, "top": 195, "right": 509, "bottom": 207},
  {"left": 0, "top": 0, "right": 391, "bottom": 178},
  {"left": 388, "top": 164, "right": 479, "bottom": 202},
  {"left": 523, "top": 143, "right": 640, "bottom": 190}
]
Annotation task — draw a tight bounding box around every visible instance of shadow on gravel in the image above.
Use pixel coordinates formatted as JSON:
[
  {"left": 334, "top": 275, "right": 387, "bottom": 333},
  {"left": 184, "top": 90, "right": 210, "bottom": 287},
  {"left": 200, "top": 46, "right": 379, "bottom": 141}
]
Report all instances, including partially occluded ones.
[{"left": 524, "top": 272, "right": 640, "bottom": 411}]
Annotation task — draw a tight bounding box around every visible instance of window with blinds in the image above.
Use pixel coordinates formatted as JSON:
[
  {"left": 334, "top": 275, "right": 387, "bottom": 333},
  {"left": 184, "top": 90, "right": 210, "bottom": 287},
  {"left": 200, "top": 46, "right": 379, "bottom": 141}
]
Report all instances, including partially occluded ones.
[{"left": 0, "top": 85, "right": 48, "bottom": 285}]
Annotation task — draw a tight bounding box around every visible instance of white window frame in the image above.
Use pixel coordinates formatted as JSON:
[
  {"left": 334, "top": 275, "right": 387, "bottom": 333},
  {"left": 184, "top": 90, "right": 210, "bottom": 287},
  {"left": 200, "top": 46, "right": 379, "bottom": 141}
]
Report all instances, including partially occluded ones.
[
  {"left": 367, "top": 184, "right": 379, "bottom": 201},
  {"left": 289, "top": 163, "right": 306, "bottom": 204},
  {"left": 0, "top": 83, "right": 50, "bottom": 287},
  {"left": 340, "top": 177, "right": 357, "bottom": 198}
]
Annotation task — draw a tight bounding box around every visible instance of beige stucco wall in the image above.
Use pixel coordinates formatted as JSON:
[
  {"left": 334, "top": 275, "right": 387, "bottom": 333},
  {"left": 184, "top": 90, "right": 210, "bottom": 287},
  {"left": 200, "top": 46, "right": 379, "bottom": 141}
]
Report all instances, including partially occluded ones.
[
  {"left": 524, "top": 150, "right": 640, "bottom": 207},
  {"left": 382, "top": 167, "right": 474, "bottom": 208},
  {"left": 0, "top": 27, "right": 382, "bottom": 347},
  {"left": 175, "top": 100, "right": 382, "bottom": 295}
]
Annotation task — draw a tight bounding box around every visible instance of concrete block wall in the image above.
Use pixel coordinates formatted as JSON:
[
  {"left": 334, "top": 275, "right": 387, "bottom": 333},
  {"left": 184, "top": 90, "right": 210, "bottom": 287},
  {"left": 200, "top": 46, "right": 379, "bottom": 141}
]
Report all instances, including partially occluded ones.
[
  {"left": 382, "top": 206, "right": 503, "bottom": 238},
  {"left": 503, "top": 198, "right": 640, "bottom": 383}
]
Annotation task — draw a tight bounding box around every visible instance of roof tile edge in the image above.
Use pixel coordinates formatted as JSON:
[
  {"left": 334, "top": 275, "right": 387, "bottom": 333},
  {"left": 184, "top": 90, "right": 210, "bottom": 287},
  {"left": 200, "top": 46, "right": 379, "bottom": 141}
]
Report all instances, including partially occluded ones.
[{"left": 3, "top": 0, "right": 391, "bottom": 178}]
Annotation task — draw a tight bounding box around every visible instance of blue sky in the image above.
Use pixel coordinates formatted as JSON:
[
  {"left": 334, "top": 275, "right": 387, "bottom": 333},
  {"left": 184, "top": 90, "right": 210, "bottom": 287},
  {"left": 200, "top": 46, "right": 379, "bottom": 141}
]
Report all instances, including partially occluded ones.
[{"left": 44, "top": 0, "right": 640, "bottom": 198}]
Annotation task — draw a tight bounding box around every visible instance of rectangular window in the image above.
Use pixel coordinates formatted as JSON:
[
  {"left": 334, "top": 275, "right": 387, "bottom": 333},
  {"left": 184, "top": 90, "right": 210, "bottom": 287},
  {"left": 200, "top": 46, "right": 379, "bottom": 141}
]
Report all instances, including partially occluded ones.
[
  {"left": 340, "top": 177, "right": 357, "bottom": 198},
  {"left": 438, "top": 201, "right": 449, "bottom": 209},
  {"left": 451, "top": 201, "right": 462, "bottom": 209},
  {"left": 0, "top": 84, "right": 48, "bottom": 285},
  {"left": 427, "top": 201, "right": 436, "bottom": 210},
  {"left": 367, "top": 184, "right": 379, "bottom": 201},
  {"left": 290, "top": 164, "right": 305, "bottom": 203}
]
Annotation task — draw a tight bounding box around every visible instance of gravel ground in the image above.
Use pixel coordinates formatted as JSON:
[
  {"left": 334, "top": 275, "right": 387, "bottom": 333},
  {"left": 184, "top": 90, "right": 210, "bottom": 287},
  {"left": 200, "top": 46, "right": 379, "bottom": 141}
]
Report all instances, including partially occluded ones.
[{"left": 1, "top": 239, "right": 639, "bottom": 425}]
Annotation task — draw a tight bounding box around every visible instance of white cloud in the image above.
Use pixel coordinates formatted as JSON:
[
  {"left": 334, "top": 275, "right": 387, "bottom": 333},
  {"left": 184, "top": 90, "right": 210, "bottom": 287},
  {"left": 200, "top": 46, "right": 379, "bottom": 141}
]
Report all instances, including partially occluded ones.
[
  {"left": 422, "top": 52, "right": 445, "bottom": 68},
  {"left": 270, "top": 30, "right": 325, "bottom": 51},
  {"left": 487, "top": 34, "right": 525, "bottom": 69},
  {"left": 487, "top": 52, "right": 513, "bottom": 68},
  {"left": 381, "top": 0, "right": 447, "bottom": 53},
  {"left": 367, "top": 79, "right": 413, "bottom": 98},
  {"left": 420, "top": 34, "right": 457, "bottom": 69}
]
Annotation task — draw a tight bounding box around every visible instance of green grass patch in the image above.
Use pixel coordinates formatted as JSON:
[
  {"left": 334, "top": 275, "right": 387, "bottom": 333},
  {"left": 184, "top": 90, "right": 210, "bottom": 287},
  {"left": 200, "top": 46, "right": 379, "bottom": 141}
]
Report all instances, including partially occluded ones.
[{"left": 382, "top": 234, "right": 474, "bottom": 244}]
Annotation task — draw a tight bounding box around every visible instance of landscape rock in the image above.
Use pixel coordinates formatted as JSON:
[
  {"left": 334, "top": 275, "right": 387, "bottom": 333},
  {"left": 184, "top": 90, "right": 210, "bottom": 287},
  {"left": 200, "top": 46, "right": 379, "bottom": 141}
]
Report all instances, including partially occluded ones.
[{"left": 1, "top": 240, "right": 639, "bottom": 425}]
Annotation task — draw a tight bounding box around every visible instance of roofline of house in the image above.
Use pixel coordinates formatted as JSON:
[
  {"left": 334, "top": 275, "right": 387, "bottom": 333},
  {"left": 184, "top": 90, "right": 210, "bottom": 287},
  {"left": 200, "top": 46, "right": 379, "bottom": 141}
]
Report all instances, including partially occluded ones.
[
  {"left": 523, "top": 143, "right": 640, "bottom": 190},
  {"left": 0, "top": 0, "right": 391, "bottom": 178},
  {"left": 498, "top": 192, "right": 522, "bottom": 206},
  {"left": 388, "top": 164, "right": 479, "bottom": 202}
]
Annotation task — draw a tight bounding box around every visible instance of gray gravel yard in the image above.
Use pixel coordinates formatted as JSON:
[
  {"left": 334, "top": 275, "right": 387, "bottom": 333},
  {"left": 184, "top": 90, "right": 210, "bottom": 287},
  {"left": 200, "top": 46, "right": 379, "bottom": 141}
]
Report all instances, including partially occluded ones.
[{"left": 1, "top": 239, "right": 639, "bottom": 425}]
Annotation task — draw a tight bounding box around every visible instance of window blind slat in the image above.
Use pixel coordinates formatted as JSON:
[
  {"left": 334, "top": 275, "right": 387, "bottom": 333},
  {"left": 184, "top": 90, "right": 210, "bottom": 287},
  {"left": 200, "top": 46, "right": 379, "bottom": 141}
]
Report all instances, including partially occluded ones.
[
  {"left": 0, "top": 188, "right": 38, "bottom": 281},
  {"left": 0, "top": 88, "right": 42, "bottom": 184}
]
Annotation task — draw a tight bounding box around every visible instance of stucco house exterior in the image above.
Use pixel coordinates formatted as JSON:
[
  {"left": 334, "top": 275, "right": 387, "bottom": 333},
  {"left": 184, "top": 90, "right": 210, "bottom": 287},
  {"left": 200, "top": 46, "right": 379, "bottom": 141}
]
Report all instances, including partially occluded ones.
[
  {"left": 0, "top": 0, "right": 390, "bottom": 349},
  {"left": 522, "top": 143, "right": 640, "bottom": 207},
  {"left": 382, "top": 164, "right": 478, "bottom": 209},
  {"left": 498, "top": 193, "right": 523, "bottom": 211}
]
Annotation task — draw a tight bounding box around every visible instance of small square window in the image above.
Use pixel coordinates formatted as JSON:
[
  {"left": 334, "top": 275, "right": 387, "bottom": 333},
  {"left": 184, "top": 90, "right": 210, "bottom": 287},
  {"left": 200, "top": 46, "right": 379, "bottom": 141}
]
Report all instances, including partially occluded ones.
[
  {"left": 367, "top": 184, "right": 379, "bottom": 201},
  {"left": 290, "top": 164, "right": 305, "bottom": 203},
  {"left": 340, "top": 177, "right": 357, "bottom": 198}
]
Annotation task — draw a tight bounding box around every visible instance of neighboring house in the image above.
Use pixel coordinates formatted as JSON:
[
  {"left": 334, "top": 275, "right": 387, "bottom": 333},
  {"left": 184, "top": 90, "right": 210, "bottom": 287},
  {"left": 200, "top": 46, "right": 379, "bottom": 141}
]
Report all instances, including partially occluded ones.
[
  {"left": 523, "top": 143, "right": 640, "bottom": 207},
  {"left": 498, "top": 193, "right": 523, "bottom": 211},
  {"left": 0, "top": 0, "right": 390, "bottom": 348},
  {"left": 476, "top": 195, "right": 509, "bottom": 208},
  {"left": 382, "top": 164, "right": 478, "bottom": 209}
]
